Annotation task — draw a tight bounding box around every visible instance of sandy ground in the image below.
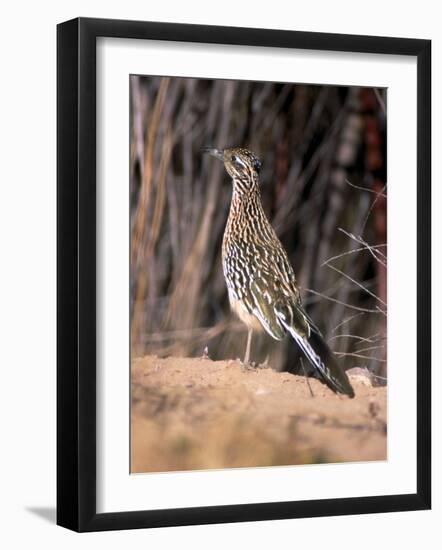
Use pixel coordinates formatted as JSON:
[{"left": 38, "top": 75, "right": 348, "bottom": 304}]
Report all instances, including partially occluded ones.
[{"left": 131, "top": 355, "right": 387, "bottom": 473}]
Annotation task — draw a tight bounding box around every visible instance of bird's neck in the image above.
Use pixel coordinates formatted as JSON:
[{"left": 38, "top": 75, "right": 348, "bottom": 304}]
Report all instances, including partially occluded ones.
[
  {"left": 230, "top": 176, "right": 262, "bottom": 214},
  {"left": 226, "top": 177, "right": 266, "bottom": 236}
]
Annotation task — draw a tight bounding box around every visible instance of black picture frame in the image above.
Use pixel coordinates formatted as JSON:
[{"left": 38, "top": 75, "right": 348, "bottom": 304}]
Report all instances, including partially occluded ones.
[{"left": 57, "top": 17, "right": 431, "bottom": 532}]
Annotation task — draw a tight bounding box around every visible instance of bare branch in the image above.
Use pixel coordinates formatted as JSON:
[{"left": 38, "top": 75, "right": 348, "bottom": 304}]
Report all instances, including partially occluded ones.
[
  {"left": 335, "top": 352, "right": 386, "bottom": 363},
  {"left": 304, "top": 288, "right": 383, "bottom": 314},
  {"left": 325, "top": 263, "right": 387, "bottom": 307},
  {"left": 345, "top": 178, "right": 387, "bottom": 198},
  {"left": 331, "top": 312, "right": 366, "bottom": 333},
  {"left": 374, "top": 88, "right": 386, "bottom": 115}
]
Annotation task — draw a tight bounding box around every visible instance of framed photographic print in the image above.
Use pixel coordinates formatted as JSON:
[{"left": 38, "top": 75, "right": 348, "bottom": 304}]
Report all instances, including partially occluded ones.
[{"left": 57, "top": 17, "right": 431, "bottom": 532}]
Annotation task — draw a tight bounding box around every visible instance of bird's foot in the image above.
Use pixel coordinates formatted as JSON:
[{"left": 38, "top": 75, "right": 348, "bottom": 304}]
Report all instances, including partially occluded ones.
[
  {"left": 239, "top": 360, "right": 257, "bottom": 371},
  {"left": 257, "top": 355, "right": 271, "bottom": 369}
]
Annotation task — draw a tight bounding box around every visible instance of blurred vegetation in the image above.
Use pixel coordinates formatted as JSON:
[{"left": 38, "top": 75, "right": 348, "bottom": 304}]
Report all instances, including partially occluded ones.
[{"left": 130, "top": 76, "right": 387, "bottom": 379}]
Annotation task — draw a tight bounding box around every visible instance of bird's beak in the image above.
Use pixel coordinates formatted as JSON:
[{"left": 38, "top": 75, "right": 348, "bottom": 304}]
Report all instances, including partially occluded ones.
[{"left": 201, "top": 147, "right": 224, "bottom": 161}]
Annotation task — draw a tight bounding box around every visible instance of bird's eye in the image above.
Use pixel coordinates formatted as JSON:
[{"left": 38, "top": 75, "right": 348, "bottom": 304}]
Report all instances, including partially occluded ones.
[
  {"left": 231, "top": 155, "right": 237, "bottom": 163},
  {"left": 253, "top": 159, "right": 262, "bottom": 172}
]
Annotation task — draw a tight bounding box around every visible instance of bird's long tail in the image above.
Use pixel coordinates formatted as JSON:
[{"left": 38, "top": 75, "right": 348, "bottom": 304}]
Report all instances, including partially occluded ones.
[{"left": 282, "top": 322, "right": 355, "bottom": 397}]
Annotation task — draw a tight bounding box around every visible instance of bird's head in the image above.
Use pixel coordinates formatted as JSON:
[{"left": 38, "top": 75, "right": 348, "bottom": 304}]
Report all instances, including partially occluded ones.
[{"left": 202, "top": 146, "right": 262, "bottom": 185}]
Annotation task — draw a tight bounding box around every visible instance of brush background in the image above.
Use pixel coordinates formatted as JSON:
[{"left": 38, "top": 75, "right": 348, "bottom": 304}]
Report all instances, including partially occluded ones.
[{"left": 130, "top": 75, "right": 387, "bottom": 378}]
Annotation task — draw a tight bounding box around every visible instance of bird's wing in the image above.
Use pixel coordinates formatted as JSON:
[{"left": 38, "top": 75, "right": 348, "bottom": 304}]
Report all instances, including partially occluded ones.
[
  {"left": 248, "top": 276, "right": 287, "bottom": 340},
  {"left": 223, "top": 239, "right": 296, "bottom": 340},
  {"left": 274, "top": 299, "right": 354, "bottom": 397},
  {"left": 247, "top": 241, "right": 303, "bottom": 340}
]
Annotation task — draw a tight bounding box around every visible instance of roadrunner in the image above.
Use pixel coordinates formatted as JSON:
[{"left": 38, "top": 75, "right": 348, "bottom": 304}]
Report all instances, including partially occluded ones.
[{"left": 203, "top": 146, "right": 355, "bottom": 398}]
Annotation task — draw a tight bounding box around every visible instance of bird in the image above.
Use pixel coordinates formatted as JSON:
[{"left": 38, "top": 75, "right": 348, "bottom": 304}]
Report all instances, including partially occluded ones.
[{"left": 202, "top": 146, "right": 355, "bottom": 398}]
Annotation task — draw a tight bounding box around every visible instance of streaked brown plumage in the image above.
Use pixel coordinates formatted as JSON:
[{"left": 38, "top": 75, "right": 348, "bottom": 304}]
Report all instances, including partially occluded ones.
[{"left": 203, "top": 146, "right": 354, "bottom": 397}]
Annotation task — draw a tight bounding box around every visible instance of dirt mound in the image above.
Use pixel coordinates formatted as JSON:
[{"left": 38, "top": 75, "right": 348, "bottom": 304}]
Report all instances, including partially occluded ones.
[{"left": 131, "top": 356, "right": 386, "bottom": 473}]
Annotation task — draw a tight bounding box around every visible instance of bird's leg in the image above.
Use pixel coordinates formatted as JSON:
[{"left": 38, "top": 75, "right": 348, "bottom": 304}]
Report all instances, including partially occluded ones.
[
  {"left": 259, "top": 354, "right": 270, "bottom": 369},
  {"left": 244, "top": 328, "right": 253, "bottom": 365}
]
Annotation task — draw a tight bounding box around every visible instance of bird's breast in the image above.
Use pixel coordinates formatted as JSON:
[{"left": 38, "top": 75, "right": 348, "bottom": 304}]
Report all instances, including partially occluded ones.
[{"left": 227, "top": 289, "right": 264, "bottom": 332}]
